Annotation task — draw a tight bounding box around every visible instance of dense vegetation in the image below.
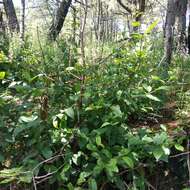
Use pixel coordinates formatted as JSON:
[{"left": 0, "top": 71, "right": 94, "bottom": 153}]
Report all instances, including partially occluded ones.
[{"left": 1, "top": 0, "right": 190, "bottom": 190}]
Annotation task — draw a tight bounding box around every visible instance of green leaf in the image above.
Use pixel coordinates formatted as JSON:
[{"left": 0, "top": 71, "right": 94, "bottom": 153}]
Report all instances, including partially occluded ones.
[
  {"left": 0, "top": 154, "right": 4, "bottom": 162},
  {"left": 142, "top": 136, "right": 153, "bottom": 143},
  {"left": 87, "top": 143, "right": 97, "bottom": 151},
  {"left": 66, "top": 67, "right": 75, "bottom": 71},
  {"left": 153, "top": 147, "right": 164, "bottom": 161},
  {"left": 67, "top": 183, "right": 74, "bottom": 190},
  {"left": 77, "top": 172, "right": 91, "bottom": 185},
  {"left": 101, "top": 122, "right": 111, "bottom": 128},
  {"left": 146, "top": 94, "right": 160, "bottom": 102},
  {"left": 19, "top": 115, "right": 38, "bottom": 123},
  {"left": 53, "top": 117, "right": 59, "bottom": 128},
  {"left": 143, "top": 84, "right": 152, "bottom": 92},
  {"left": 132, "top": 21, "right": 141, "bottom": 27},
  {"left": 41, "top": 148, "right": 53, "bottom": 159},
  {"left": 19, "top": 172, "right": 33, "bottom": 183},
  {"left": 122, "top": 157, "right": 134, "bottom": 168},
  {"left": 160, "top": 124, "right": 167, "bottom": 131},
  {"left": 0, "top": 72, "right": 5, "bottom": 79},
  {"left": 72, "top": 152, "right": 82, "bottom": 165},
  {"left": 111, "top": 105, "right": 123, "bottom": 117},
  {"left": 154, "top": 86, "right": 169, "bottom": 92},
  {"left": 153, "top": 133, "right": 167, "bottom": 145},
  {"left": 0, "top": 177, "right": 15, "bottom": 184},
  {"left": 145, "top": 19, "right": 159, "bottom": 34},
  {"left": 162, "top": 146, "right": 170, "bottom": 155},
  {"left": 175, "top": 144, "right": 184, "bottom": 152},
  {"left": 96, "top": 136, "right": 104, "bottom": 147},
  {"left": 106, "top": 158, "right": 119, "bottom": 178},
  {"left": 88, "top": 178, "right": 97, "bottom": 190},
  {"left": 64, "top": 107, "right": 74, "bottom": 119}
]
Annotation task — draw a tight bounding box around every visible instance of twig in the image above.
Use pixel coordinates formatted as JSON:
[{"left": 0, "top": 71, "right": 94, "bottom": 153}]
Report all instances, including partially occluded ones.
[
  {"left": 100, "top": 181, "right": 107, "bottom": 190},
  {"left": 33, "top": 177, "right": 37, "bottom": 190},
  {"left": 146, "top": 181, "right": 157, "bottom": 190},
  {"left": 187, "top": 139, "right": 190, "bottom": 185},
  {"left": 32, "top": 154, "right": 65, "bottom": 173},
  {"left": 170, "top": 151, "right": 190, "bottom": 158}
]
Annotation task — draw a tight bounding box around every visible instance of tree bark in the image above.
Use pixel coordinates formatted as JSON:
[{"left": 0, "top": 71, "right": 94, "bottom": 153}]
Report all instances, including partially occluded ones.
[
  {"left": 188, "top": 15, "right": 190, "bottom": 54},
  {"left": 48, "top": 0, "right": 72, "bottom": 40},
  {"left": 116, "top": 0, "right": 132, "bottom": 15},
  {"left": 3, "top": 0, "right": 19, "bottom": 32},
  {"left": 176, "top": 0, "right": 187, "bottom": 50},
  {"left": 0, "top": 8, "right": 5, "bottom": 34},
  {"left": 20, "top": 0, "right": 25, "bottom": 41},
  {"left": 134, "top": 0, "right": 146, "bottom": 31},
  {"left": 165, "top": 0, "right": 176, "bottom": 65}
]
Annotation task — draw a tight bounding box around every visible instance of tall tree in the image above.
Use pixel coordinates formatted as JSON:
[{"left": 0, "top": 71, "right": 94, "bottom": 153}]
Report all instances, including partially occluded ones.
[
  {"left": 0, "top": 8, "right": 5, "bottom": 34},
  {"left": 116, "top": 0, "right": 146, "bottom": 32},
  {"left": 20, "top": 0, "right": 25, "bottom": 41},
  {"left": 176, "top": 0, "right": 187, "bottom": 50},
  {"left": 164, "top": 0, "right": 176, "bottom": 65},
  {"left": 3, "top": 0, "right": 19, "bottom": 32},
  {"left": 165, "top": 0, "right": 188, "bottom": 65},
  {"left": 48, "top": 0, "right": 72, "bottom": 40}
]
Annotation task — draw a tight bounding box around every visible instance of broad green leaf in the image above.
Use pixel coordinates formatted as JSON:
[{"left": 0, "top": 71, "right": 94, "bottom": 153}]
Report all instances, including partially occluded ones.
[
  {"left": 87, "top": 143, "right": 97, "bottom": 151},
  {"left": 143, "top": 84, "right": 152, "bottom": 92},
  {"left": 111, "top": 105, "right": 123, "bottom": 117},
  {"left": 154, "top": 86, "right": 169, "bottom": 92},
  {"left": 67, "top": 183, "right": 74, "bottom": 190},
  {"left": 122, "top": 157, "right": 134, "bottom": 168},
  {"left": 153, "top": 133, "right": 167, "bottom": 145},
  {"left": 0, "top": 154, "right": 4, "bottom": 162},
  {"left": 96, "top": 136, "right": 104, "bottom": 147},
  {"left": 175, "top": 144, "right": 184, "bottom": 152},
  {"left": 72, "top": 152, "right": 82, "bottom": 165},
  {"left": 30, "top": 73, "right": 45, "bottom": 82},
  {"left": 53, "top": 117, "right": 59, "bottom": 128},
  {"left": 162, "top": 146, "right": 170, "bottom": 155},
  {"left": 146, "top": 94, "right": 160, "bottom": 102},
  {"left": 77, "top": 172, "right": 91, "bottom": 185},
  {"left": 0, "top": 72, "right": 5, "bottom": 79},
  {"left": 153, "top": 147, "right": 164, "bottom": 161},
  {"left": 19, "top": 115, "right": 38, "bottom": 123},
  {"left": 160, "top": 124, "right": 167, "bottom": 131},
  {"left": 66, "top": 67, "right": 75, "bottom": 71},
  {"left": 88, "top": 178, "right": 97, "bottom": 190},
  {"left": 142, "top": 136, "right": 153, "bottom": 143},
  {"left": 41, "top": 148, "right": 53, "bottom": 159},
  {"left": 64, "top": 107, "right": 74, "bottom": 119},
  {"left": 132, "top": 21, "right": 141, "bottom": 27},
  {"left": 19, "top": 172, "right": 33, "bottom": 183},
  {"left": 106, "top": 158, "right": 119, "bottom": 175},
  {"left": 0, "top": 177, "right": 15, "bottom": 184},
  {"left": 101, "top": 122, "right": 111, "bottom": 128},
  {"left": 117, "top": 90, "right": 123, "bottom": 100},
  {"left": 145, "top": 19, "right": 159, "bottom": 34}
]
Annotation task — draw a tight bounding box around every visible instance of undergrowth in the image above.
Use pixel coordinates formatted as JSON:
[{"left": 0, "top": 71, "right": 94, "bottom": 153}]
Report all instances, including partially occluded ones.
[{"left": 0, "top": 33, "right": 190, "bottom": 190}]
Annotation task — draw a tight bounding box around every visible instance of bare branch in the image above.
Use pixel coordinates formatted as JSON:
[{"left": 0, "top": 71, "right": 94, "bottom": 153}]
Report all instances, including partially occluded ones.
[{"left": 116, "top": 0, "right": 132, "bottom": 15}]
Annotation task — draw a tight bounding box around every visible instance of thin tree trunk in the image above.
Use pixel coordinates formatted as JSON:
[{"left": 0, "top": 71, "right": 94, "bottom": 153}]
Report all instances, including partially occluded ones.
[
  {"left": 20, "top": 0, "right": 25, "bottom": 41},
  {"left": 3, "top": 0, "right": 19, "bottom": 32},
  {"left": 48, "top": 0, "right": 72, "bottom": 40},
  {"left": 165, "top": 0, "right": 176, "bottom": 65},
  {"left": 188, "top": 15, "right": 190, "bottom": 54},
  {"left": 0, "top": 8, "right": 5, "bottom": 34},
  {"left": 80, "top": 0, "right": 87, "bottom": 66},
  {"left": 133, "top": 0, "right": 146, "bottom": 32},
  {"left": 177, "top": 0, "right": 187, "bottom": 51}
]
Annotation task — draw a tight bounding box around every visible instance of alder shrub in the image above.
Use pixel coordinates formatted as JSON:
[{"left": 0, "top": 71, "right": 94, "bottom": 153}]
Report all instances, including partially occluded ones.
[{"left": 0, "top": 34, "right": 188, "bottom": 189}]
